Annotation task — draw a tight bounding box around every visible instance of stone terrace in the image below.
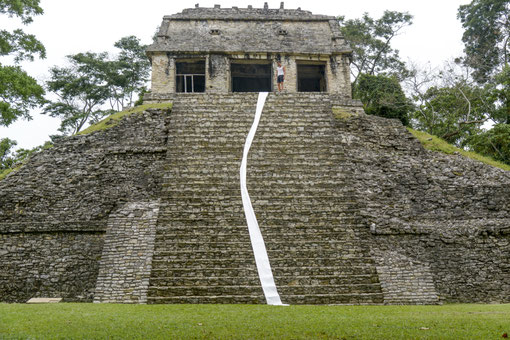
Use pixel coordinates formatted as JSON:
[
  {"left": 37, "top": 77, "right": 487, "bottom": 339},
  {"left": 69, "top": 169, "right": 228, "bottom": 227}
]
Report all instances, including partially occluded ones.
[{"left": 0, "top": 93, "right": 509, "bottom": 304}]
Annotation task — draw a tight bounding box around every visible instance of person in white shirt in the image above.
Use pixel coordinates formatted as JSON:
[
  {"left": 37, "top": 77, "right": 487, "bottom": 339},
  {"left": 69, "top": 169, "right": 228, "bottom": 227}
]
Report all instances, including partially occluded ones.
[{"left": 276, "top": 61, "right": 285, "bottom": 92}]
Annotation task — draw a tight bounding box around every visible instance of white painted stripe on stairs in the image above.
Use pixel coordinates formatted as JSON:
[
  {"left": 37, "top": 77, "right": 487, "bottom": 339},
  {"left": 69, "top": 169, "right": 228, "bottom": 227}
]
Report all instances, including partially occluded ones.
[{"left": 240, "top": 92, "right": 285, "bottom": 306}]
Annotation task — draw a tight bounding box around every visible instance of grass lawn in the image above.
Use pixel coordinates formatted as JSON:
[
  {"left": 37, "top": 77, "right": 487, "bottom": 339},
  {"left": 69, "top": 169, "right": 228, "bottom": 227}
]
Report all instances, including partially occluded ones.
[{"left": 1, "top": 303, "right": 509, "bottom": 339}]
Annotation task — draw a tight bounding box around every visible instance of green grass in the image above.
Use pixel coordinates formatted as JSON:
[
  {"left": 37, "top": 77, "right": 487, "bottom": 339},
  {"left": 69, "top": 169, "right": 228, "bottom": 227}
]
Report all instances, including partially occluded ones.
[
  {"left": 1, "top": 303, "right": 509, "bottom": 339},
  {"left": 0, "top": 168, "right": 15, "bottom": 181},
  {"left": 408, "top": 128, "right": 510, "bottom": 171},
  {"left": 78, "top": 102, "right": 173, "bottom": 135},
  {"left": 0, "top": 165, "right": 22, "bottom": 181}
]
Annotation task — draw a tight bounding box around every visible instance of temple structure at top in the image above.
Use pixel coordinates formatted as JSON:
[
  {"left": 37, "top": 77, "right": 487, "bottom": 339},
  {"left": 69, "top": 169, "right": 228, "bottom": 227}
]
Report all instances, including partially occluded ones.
[{"left": 145, "top": 2, "right": 353, "bottom": 97}]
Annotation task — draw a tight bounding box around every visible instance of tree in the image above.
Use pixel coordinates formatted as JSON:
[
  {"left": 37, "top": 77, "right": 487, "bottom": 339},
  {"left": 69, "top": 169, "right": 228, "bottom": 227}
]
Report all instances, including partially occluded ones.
[
  {"left": 354, "top": 73, "right": 411, "bottom": 126},
  {"left": 0, "top": 137, "right": 17, "bottom": 169},
  {"left": 0, "top": 137, "right": 48, "bottom": 171},
  {"left": 458, "top": 0, "right": 510, "bottom": 83},
  {"left": 0, "top": 0, "right": 46, "bottom": 126},
  {"left": 468, "top": 124, "right": 510, "bottom": 165},
  {"left": 406, "top": 61, "right": 496, "bottom": 146},
  {"left": 490, "top": 64, "right": 510, "bottom": 124},
  {"left": 107, "top": 36, "right": 150, "bottom": 111},
  {"left": 338, "top": 11, "right": 413, "bottom": 87},
  {"left": 44, "top": 52, "right": 111, "bottom": 135},
  {"left": 0, "top": 65, "right": 44, "bottom": 125},
  {"left": 45, "top": 36, "right": 150, "bottom": 135}
]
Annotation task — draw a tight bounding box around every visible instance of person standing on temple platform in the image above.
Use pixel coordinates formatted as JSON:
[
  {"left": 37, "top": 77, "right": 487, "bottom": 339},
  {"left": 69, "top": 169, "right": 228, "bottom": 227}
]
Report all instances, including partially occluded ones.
[{"left": 276, "top": 61, "right": 285, "bottom": 92}]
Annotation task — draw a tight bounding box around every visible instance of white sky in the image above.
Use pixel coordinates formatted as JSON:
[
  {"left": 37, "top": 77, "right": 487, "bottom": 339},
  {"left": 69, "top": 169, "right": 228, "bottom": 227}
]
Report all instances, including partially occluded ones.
[{"left": 1, "top": 0, "right": 470, "bottom": 150}]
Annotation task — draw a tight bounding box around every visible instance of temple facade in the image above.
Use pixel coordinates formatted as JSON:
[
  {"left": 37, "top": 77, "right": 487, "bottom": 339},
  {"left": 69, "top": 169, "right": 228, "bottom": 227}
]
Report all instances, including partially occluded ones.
[{"left": 146, "top": 3, "right": 352, "bottom": 96}]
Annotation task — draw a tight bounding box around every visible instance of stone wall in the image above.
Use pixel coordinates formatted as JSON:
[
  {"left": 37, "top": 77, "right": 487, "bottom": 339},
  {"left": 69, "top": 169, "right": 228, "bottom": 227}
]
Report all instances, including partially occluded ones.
[
  {"left": 207, "top": 54, "right": 230, "bottom": 93},
  {"left": 150, "top": 52, "right": 351, "bottom": 96},
  {"left": 0, "top": 109, "right": 169, "bottom": 302},
  {"left": 327, "top": 54, "right": 351, "bottom": 96},
  {"left": 156, "top": 16, "right": 348, "bottom": 55},
  {"left": 150, "top": 53, "right": 175, "bottom": 93},
  {"left": 331, "top": 113, "right": 510, "bottom": 303},
  {"left": 94, "top": 200, "right": 160, "bottom": 303},
  {"left": 147, "top": 6, "right": 352, "bottom": 96},
  {"left": 0, "top": 232, "right": 104, "bottom": 302}
]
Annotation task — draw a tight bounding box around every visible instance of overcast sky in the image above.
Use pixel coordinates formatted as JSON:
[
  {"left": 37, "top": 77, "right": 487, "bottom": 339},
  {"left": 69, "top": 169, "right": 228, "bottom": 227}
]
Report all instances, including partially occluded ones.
[{"left": 1, "top": 0, "right": 470, "bottom": 150}]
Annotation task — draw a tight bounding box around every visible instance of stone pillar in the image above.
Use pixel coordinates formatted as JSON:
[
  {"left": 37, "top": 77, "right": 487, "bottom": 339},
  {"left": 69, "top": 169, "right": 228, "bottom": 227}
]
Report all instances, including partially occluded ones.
[
  {"left": 206, "top": 54, "right": 230, "bottom": 93},
  {"left": 339, "top": 54, "right": 353, "bottom": 98},
  {"left": 326, "top": 54, "right": 352, "bottom": 98},
  {"left": 284, "top": 56, "right": 297, "bottom": 92},
  {"left": 150, "top": 53, "right": 175, "bottom": 94}
]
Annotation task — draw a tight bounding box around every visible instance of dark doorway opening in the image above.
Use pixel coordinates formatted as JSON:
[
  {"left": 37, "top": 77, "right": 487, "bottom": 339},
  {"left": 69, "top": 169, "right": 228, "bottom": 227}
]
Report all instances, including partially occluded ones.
[
  {"left": 176, "top": 60, "right": 205, "bottom": 93},
  {"left": 231, "top": 63, "right": 272, "bottom": 92},
  {"left": 297, "top": 64, "right": 326, "bottom": 92}
]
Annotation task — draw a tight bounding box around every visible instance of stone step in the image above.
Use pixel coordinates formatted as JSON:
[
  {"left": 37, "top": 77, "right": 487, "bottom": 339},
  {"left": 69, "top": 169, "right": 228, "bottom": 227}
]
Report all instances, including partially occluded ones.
[
  {"left": 159, "top": 190, "right": 358, "bottom": 199},
  {"left": 163, "top": 151, "right": 345, "bottom": 159},
  {"left": 154, "top": 214, "right": 362, "bottom": 225},
  {"left": 158, "top": 196, "right": 358, "bottom": 205},
  {"left": 149, "top": 275, "right": 378, "bottom": 287},
  {"left": 153, "top": 234, "right": 364, "bottom": 244},
  {"left": 151, "top": 223, "right": 363, "bottom": 233},
  {"left": 151, "top": 250, "right": 375, "bottom": 263},
  {"left": 144, "top": 93, "right": 385, "bottom": 305},
  {"left": 149, "top": 265, "right": 377, "bottom": 277},
  {"left": 146, "top": 292, "right": 384, "bottom": 305},
  {"left": 168, "top": 133, "right": 336, "bottom": 140},
  {"left": 151, "top": 240, "right": 371, "bottom": 250},
  {"left": 146, "top": 295, "right": 265, "bottom": 304},
  {"left": 147, "top": 284, "right": 382, "bottom": 297},
  {"left": 150, "top": 258, "right": 377, "bottom": 271},
  {"left": 155, "top": 213, "right": 361, "bottom": 223},
  {"left": 160, "top": 172, "right": 352, "bottom": 181}
]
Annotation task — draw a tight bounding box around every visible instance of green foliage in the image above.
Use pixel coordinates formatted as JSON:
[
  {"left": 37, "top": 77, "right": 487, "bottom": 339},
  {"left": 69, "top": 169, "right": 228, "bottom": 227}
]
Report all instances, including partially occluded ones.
[
  {"left": 0, "top": 0, "right": 43, "bottom": 24},
  {"left": 458, "top": 0, "right": 510, "bottom": 83},
  {"left": 411, "top": 83, "right": 492, "bottom": 145},
  {"left": 45, "top": 36, "right": 150, "bottom": 135},
  {"left": 0, "top": 65, "right": 45, "bottom": 126},
  {"left": 0, "top": 137, "right": 52, "bottom": 180},
  {"left": 0, "top": 0, "right": 45, "bottom": 62},
  {"left": 354, "top": 73, "right": 411, "bottom": 125},
  {"left": 408, "top": 127, "right": 510, "bottom": 171},
  {"left": 44, "top": 52, "right": 112, "bottom": 135},
  {"left": 109, "top": 36, "right": 150, "bottom": 110},
  {"left": 468, "top": 124, "right": 510, "bottom": 165},
  {"left": 0, "top": 0, "right": 45, "bottom": 126},
  {"left": 490, "top": 64, "right": 510, "bottom": 123},
  {"left": 78, "top": 102, "right": 172, "bottom": 135},
  {"left": 0, "top": 28, "right": 46, "bottom": 62},
  {"left": 2, "top": 303, "right": 510, "bottom": 339},
  {"left": 338, "top": 11, "right": 413, "bottom": 86},
  {"left": 0, "top": 137, "right": 16, "bottom": 169}
]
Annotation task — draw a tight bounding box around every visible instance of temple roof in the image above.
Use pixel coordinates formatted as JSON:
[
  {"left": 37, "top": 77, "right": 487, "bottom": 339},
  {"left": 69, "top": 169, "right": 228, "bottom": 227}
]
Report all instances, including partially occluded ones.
[{"left": 146, "top": 4, "right": 351, "bottom": 55}]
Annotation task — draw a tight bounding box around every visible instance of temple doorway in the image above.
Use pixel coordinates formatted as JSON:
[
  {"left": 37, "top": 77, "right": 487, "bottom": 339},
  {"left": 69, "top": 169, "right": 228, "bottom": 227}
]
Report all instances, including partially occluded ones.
[
  {"left": 297, "top": 63, "right": 326, "bottom": 92},
  {"left": 231, "top": 62, "right": 272, "bottom": 92},
  {"left": 176, "top": 60, "right": 206, "bottom": 93}
]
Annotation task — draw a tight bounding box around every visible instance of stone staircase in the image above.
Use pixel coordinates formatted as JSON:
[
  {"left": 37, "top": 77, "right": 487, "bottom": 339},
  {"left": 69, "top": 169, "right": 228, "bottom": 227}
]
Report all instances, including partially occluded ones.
[{"left": 147, "top": 93, "right": 383, "bottom": 304}]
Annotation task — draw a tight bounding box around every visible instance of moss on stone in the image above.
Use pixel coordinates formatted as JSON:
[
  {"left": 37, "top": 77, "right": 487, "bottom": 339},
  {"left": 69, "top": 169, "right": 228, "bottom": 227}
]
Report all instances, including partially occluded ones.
[
  {"left": 332, "top": 107, "right": 353, "bottom": 120},
  {"left": 78, "top": 102, "right": 173, "bottom": 135},
  {"left": 408, "top": 127, "right": 510, "bottom": 171}
]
